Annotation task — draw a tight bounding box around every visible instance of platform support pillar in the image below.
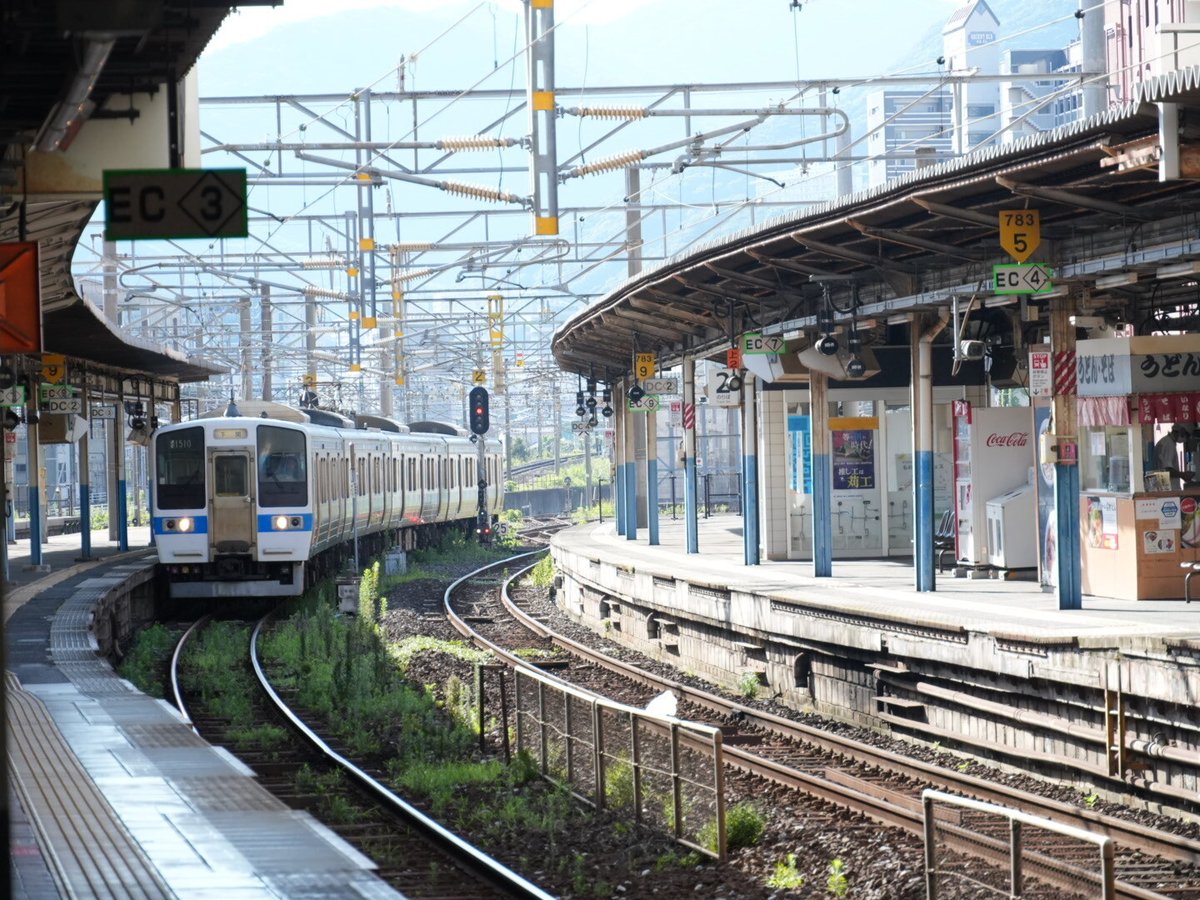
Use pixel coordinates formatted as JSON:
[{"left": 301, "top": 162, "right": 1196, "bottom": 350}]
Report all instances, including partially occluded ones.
[
  {"left": 614, "top": 394, "right": 627, "bottom": 536},
  {"left": 115, "top": 380, "right": 128, "bottom": 552},
  {"left": 633, "top": 405, "right": 648, "bottom": 530},
  {"left": 26, "top": 411, "right": 41, "bottom": 566},
  {"left": 741, "top": 373, "right": 759, "bottom": 566},
  {"left": 683, "top": 355, "right": 699, "bottom": 554},
  {"left": 1050, "top": 295, "right": 1082, "bottom": 609},
  {"left": 912, "top": 312, "right": 943, "bottom": 592},
  {"left": 78, "top": 393, "right": 91, "bottom": 561},
  {"left": 646, "top": 404, "right": 659, "bottom": 545},
  {"left": 624, "top": 380, "right": 638, "bottom": 541},
  {"left": 810, "top": 371, "right": 832, "bottom": 577}
]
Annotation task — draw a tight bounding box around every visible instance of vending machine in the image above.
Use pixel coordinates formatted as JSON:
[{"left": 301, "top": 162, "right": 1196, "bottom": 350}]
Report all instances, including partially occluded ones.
[{"left": 951, "top": 402, "right": 1034, "bottom": 567}]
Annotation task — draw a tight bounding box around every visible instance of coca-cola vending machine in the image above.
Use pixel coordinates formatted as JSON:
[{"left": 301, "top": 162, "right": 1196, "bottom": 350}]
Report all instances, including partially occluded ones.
[{"left": 951, "top": 402, "right": 1034, "bottom": 567}]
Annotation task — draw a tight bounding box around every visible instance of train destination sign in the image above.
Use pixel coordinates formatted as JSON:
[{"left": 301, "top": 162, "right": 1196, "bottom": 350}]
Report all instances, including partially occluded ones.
[
  {"left": 103, "top": 168, "right": 248, "bottom": 240},
  {"left": 993, "top": 263, "right": 1053, "bottom": 295}
]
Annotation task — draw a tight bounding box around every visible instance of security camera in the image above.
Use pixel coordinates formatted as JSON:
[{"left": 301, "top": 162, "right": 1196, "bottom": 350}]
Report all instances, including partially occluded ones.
[
  {"left": 817, "top": 335, "right": 839, "bottom": 356},
  {"left": 959, "top": 339, "right": 986, "bottom": 361}
]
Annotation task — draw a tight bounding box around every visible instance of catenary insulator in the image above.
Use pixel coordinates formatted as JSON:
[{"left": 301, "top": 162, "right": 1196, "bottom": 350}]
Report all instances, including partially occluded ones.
[
  {"left": 303, "top": 286, "right": 352, "bottom": 300},
  {"left": 393, "top": 268, "right": 435, "bottom": 283},
  {"left": 440, "top": 181, "right": 523, "bottom": 204},
  {"left": 566, "top": 106, "right": 648, "bottom": 119},
  {"left": 302, "top": 257, "right": 346, "bottom": 269},
  {"left": 388, "top": 243, "right": 434, "bottom": 254},
  {"left": 437, "top": 135, "right": 516, "bottom": 151},
  {"left": 566, "top": 150, "right": 646, "bottom": 178}
]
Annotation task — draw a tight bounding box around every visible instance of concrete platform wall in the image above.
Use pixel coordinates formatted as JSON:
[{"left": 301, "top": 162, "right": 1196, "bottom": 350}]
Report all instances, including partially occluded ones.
[{"left": 552, "top": 542, "right": 1200, "bottom": 812}]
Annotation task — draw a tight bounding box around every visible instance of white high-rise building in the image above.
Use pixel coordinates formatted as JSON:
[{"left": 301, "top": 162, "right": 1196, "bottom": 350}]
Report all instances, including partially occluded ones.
[{"left": 866, "top": 0, "right": 1085, "bottom": 189}]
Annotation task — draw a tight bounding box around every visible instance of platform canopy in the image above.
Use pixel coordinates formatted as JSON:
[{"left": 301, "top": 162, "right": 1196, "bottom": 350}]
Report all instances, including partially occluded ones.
[{"left": 552, "top": 66, "right": 1200, "bottom": 382}]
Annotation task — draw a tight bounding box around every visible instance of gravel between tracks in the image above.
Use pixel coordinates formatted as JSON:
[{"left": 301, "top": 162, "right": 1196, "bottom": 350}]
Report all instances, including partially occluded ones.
[{"left": 378, "top": 552, "right": 1197, "bottom": 899}]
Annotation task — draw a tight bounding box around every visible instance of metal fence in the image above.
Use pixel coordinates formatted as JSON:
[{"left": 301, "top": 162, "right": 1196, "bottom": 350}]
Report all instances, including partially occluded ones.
[
  {"left": 922, "top": 790, "right": 1115, "bottom": 899},
  {"left": 513, "top": 666, "right": 726, "bottom": 860},
  {"left": 657, "top": 471, "right": 742, "bottom": 517}
]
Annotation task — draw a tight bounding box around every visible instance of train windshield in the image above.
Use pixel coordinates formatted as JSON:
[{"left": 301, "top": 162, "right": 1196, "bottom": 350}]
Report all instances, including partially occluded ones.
[
  {"left": 155, "top": 426, "right": 206, "bottom": 510},
  {"left": 257, "top": 425, "right": 308, "bottom": 507}
]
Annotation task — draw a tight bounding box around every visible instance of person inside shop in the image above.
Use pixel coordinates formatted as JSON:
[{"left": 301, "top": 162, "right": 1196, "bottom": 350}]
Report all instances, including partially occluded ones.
[{"left": 1154, "top": 423, "right": 1193, "bottom": 490}]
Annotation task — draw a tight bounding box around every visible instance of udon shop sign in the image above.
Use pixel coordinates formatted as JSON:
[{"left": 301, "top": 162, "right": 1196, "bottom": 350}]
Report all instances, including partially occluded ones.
[{"left": 1076, "top": 337, "right": 1200, "bottom": 397}]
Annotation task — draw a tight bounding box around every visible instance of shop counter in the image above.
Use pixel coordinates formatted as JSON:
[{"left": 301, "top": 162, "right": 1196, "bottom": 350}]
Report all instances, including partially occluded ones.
[{"left": 1079, "top": 491, "right": 1200, "bottom": 600}]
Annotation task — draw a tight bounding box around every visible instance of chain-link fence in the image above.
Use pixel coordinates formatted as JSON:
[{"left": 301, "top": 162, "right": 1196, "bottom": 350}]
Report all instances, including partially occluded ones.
[
  {"left": 923, "top": 790, "right": 1115, "bottom": 899},
  {"left": 513, "top": 666, "right": 726, "bottom": 860}
]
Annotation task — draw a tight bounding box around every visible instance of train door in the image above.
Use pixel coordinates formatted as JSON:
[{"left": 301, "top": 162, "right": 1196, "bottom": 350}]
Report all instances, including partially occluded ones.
[{"left": 209, "top": 450, "right": 255, "bottom": 553}]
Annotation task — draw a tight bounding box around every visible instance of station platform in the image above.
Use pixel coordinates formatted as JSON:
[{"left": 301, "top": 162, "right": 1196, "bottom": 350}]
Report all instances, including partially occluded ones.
[
  {"left": 553, "top": 515, "right": 1200, "bottom": 648},
  {"left": 3, "top": 527, "right": 403, "bottom": 899}
]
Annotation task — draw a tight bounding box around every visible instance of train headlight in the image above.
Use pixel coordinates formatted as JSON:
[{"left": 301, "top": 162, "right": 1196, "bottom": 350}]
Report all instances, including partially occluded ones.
[
  {"left": 273, "top": 515, "right": 290, "bottom": 531},
  {"left": 176, "top": 517, "right": 194, "bottom": 533}
]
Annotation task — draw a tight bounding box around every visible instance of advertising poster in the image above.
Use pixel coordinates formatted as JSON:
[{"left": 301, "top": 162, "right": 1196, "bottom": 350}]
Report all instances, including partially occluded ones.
[
  {"left": 832, "top": 429, "right": 875, "bottom": 490},
  {"left": 1033, "top": 403, "right": 1057, "bottom": 586},
  {"left": 1086, "top": 495, "right": 1119, "bottom": 550},
  {"left": 1183, "top": 497, "right": 1200, "bottom": 549},
  {"left": 1143, "top": 530, "right": 1178, "bottom": 554},
  {"left": 787, "top": 415, "right": 812, "bottom": 494}
]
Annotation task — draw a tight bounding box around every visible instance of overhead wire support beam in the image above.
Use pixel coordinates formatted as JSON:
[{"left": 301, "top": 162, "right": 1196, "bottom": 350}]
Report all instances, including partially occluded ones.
[{"left": 526, "top": 0, "right": 559, "bottom": 235}]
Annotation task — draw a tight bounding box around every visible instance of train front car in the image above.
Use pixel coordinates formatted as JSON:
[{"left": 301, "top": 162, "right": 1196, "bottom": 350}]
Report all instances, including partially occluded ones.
[{"left": 153, "top": 417, "right": 314, "bottom": 599}]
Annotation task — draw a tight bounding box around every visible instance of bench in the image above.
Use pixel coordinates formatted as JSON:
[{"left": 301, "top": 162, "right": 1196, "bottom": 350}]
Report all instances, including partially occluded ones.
[{"left": 934, "top": 508, "right": 956, "bottom": 573}]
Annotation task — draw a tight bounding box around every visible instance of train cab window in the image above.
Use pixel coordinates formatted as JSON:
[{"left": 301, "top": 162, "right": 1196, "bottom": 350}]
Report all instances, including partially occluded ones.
[
  {"left": 155, "top": 426, "right": 205, "bottom": 509},
  {"left": 215, "top": 456, "right": 249, "bottom": 496},
  {"left": 257, "top": 425, "right": 308, "bottom": 507}
]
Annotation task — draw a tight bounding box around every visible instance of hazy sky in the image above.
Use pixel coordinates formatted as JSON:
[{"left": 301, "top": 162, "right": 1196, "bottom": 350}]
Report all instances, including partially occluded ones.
[{"left": 202, "top": 0, "right": 991, "bottom": 94}]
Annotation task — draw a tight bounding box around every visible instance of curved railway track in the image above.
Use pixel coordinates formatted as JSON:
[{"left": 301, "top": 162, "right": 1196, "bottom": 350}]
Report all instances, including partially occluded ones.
[
  {"left": 438, "top": 552, "right": 1200, "bottom": 900},
  {"left": 171, "top": 613, "right": 554, "bottom": 900}
]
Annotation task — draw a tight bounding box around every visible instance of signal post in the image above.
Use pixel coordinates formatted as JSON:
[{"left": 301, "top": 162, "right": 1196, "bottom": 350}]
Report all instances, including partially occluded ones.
[{"left": 469, "top": 386, "right": 492, "bottom": 543}]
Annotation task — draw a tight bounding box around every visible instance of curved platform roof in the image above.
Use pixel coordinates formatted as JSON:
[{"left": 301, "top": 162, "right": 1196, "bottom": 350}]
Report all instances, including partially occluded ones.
[
  {"left": 0, "top": 2, "right": 258, "bottom": 383},
  {"left": 553, "top": 67, "right": 1200, "bottom": 380}
]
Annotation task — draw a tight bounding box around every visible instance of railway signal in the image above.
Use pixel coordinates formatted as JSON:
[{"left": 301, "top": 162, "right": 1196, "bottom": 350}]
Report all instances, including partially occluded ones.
[{"left": 469, "top": 386, "right": 490, "bottom": 435}]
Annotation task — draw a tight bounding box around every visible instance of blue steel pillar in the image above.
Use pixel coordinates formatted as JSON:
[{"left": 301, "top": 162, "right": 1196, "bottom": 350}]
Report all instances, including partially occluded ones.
[
  {"left": 116, "top": 382, "right": 128, "bottom": 552},
  {"left": 741, "top": 373, "right": 759, "bottom": 565},
  {"left": 682, "top": 356, "right": 699, "bottom": 554},
  {"left": 78, "top": 394, "right": 91, "bottom": 560},
  {"left": 26, "top": 414, "right": 41, "bottom": 567},
  {"left": 623, "top": 381, "right": 638, "bottom": 541},
  {"left": 614, "top": 397, "right": 627, "bottom": 535},
  {"left": 646, "top": 404, "right": 659, "bottom": 545},
  {"left": 1055, "top": 463, "right": 1082, "bottom": 609},
  {"left": 1052, "top": 296, "right": 1082, "bottom": 609},
  {"left": 912, "top": 313, "right": 944, "bottom": 591},
  {"left": 810, "top": 371, "right": 832, "bottom": 577}
]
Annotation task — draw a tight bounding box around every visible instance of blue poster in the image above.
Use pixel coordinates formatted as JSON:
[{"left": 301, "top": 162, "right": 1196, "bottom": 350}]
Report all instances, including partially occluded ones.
[
  {"left": 833, "top": 429, "right": 876, "bottom": 490},
  {"left": 787, "top": 415, "right": 812, "bottom": 493}
]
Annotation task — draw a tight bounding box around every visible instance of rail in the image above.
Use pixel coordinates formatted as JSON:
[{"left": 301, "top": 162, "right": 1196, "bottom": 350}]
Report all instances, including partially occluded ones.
[{"left": 445, "top": 554, "right": 728, "bottom": 861}]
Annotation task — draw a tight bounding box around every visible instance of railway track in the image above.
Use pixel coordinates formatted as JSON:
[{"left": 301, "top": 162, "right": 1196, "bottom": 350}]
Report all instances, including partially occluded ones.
[
  {"left": 170, "top": 615, "right": 554, "bottom": 900},
  {"left": 437, "top": 553, "right": 1200, "bottom": 900}
]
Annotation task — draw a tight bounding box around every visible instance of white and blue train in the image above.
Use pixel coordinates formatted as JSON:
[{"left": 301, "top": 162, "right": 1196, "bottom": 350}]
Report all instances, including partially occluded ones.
[{"left": 151, "top": 400, "right": 503, "bottom": 599}]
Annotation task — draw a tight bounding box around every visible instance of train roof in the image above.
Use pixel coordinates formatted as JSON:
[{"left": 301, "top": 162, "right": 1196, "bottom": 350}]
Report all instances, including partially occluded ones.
[
  {"left": 195, "top": 400, "right": 307, "bottom": 422},
  {"left": 407, "top": 421, "right": 468, "bottom": 437},
  {"left": 354, "top": 414, "right": 410, "bottom": 433}
]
